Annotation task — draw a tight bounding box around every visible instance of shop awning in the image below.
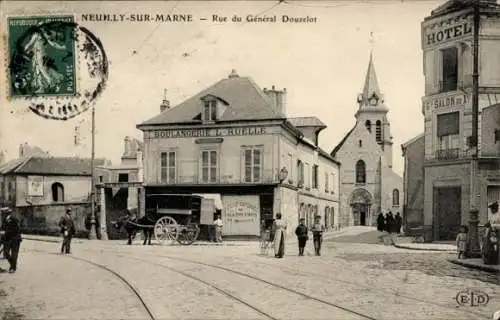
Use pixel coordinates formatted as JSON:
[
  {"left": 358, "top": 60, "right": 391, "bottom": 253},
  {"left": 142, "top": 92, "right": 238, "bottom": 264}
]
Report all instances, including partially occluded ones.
[{"left": 193, "top": 193, "right": 223, "bottom": 210}]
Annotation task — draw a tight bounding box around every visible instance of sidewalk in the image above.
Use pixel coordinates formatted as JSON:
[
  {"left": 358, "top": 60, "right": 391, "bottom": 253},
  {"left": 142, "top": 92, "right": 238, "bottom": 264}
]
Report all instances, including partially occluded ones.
[
  {"left": 393, "top": 242, "right": 456, "bottom": 252},
  {"left": 449, "top": 258, "right": 500, "bottom": 274}
]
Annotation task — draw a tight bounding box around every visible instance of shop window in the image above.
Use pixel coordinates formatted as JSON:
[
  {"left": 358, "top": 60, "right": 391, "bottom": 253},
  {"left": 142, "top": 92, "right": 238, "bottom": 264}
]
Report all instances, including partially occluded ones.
[
  {"left": 51, "top": 182, "right": 64, "bottom": 202},
  {"left": 356, "top": 160, "right": 366, "bottom": 184},
  {"left": 376, "top": 120, "right": 382, "bottom": 143},
  {"left": 201, "top": 150, "right": 218, "bottom": 183},
  {"left": 243, "top": 147, "right": 263, "bottom": 183},
  {"left": 160, "top": 151, "right": 176, "bottom": 183},
  {"left": 393, "top": 189, "right": 400, "bottom": 206},
  {"left": 440, "top": 46, "right": 458, "bottom": 93}
]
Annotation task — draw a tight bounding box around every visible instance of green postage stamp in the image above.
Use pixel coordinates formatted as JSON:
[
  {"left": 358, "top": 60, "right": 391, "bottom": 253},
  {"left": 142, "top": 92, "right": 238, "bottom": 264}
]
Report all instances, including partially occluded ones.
[{"left": 8, "top": 15, "right": 77, "bottom": 98}]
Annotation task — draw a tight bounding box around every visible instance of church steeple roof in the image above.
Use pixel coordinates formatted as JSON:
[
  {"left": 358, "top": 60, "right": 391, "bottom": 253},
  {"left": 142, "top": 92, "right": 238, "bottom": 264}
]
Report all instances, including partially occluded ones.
[{"left": 356, "top": 52, "right": 388, "bottom": 113}]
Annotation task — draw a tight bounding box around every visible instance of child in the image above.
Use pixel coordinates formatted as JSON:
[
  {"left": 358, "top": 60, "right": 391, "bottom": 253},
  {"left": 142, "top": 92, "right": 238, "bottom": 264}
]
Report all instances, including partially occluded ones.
[
  {"left": 213, "top": 214, "right": 223, "bottom": 243},
  {"left": 456, "top": 225, "right": 468, "bottom": 259}
]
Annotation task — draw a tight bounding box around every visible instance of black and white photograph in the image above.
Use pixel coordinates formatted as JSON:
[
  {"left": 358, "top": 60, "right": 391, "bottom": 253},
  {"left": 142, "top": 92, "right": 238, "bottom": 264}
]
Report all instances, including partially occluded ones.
[{"left": 0, "top": 0, "right": 499, "bottom": 319}]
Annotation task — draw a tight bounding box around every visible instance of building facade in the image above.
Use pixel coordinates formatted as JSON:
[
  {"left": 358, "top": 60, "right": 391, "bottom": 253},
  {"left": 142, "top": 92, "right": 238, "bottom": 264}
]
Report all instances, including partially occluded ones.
[
  {"left": 331, "top": 54, "right": 403, "bottom": 227},
  {"left": 0, "top": 146, "right": 107, "bottom": 236},
  {"left": 401, "top": 134, "right": 425, "bottom": 236},
  {"left": 137, "top": 70, "right": 340, "bottom": 239},
  {"left": 420, "top": 0, "right": 500, "bottom": 241}
]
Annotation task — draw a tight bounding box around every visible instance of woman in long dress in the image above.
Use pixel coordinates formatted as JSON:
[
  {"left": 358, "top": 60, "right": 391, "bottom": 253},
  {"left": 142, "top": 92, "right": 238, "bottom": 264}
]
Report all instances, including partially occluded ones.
[
  {"left": 272, "top": 213, "right": 287, "bottom": 258},
  {"left": 482, "top": 201, "right": 500, "bottom": 265}
]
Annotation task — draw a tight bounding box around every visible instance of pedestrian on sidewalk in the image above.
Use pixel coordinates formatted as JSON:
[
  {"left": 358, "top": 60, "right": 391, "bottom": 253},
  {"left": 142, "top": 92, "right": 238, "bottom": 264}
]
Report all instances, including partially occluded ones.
[
  {"left": 272, "top": 213, "right": 286, "bottom": 258},
  {"left": 295, "top": 218, "right": 308, "bottom": 256},
  {"left": 456, "top": 225, "right": 468, "bottom": 259},
  {"left": 213, "top": 214, "right": 223, "bottom": 243},
  {"left": 311, "top": 215, "right": 325, "bottom": 256},
  {"left": 376, "top": 212, "right": 385, "bottom": 243},
  {"left": 59, "top": 208, "right": 76, "bottom": 254},
  {"left": 1, "top": 208, "right": 22, "bottom": 273}
]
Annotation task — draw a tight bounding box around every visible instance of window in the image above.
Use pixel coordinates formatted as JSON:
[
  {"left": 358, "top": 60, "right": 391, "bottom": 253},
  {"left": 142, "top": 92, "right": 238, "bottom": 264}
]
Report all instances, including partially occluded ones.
[
  {"left": 299, "top": 203, "right": 305, "bottom": 221},
  {"left": 331, "top": 173, "right": 336, "bottom": 194},
  {"left": 365, "top": 120, "right": 371, "bottom": 133},
  {"left": 297, "top": 160, "right": 304, "bottom": 186},
  {"left": 393, "top": 189, "right": 400, "bottom": 206},
  {"left": 376, "top": 120, "right": 382, "bottom": 142},
  {"left": 305, "top": 163, "right": 310, "bottom": 188},
  {"left": 51, "top": 182, "right": 64, "bottom": 202},
  {"left": 330, "top": 207, "right": 335, "bottom": 227},
  {"left": 495, "top": 129, "right": 500, "bottom": 143},
  {"left": 440, "top": 47, "right": 458, "bottom": 92},
  {"left": 201, "top": 150, "right": 218, "bottom": 183},
  {"left": 356, "top": 160, "right": 366, "bottom": 184},
  {"left": 244, "top": 148, "right": 263, "bottom": 182},
  {"left": 203, "top": 100, "right": 217, "bottom": 121},
  {"left": 359, "top": 140, "right": 362, "bottom": 147},
  {"left": 436, "top": 112, "right": 460, "bottom": 159},
  {"left": 160, "top": 152, "right": 176, "bottom": 183},
  {"left": 325, "top": 172, "right": 329, "bottom": 192},
  {"left": 312, "top": 165, "right": 318, "bottom": 189},
  {"left": 118, "top": 173, "right": 129, "bottom": 182},
  {"left": 288, "top": 153, "right": 293, "bottom": 182}
]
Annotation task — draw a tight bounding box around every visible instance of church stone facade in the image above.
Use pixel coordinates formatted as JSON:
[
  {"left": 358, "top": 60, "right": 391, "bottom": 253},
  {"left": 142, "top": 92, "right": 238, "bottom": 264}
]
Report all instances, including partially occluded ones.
[{"left": 331, "top": 54, "right": 403, "bottom": 227}]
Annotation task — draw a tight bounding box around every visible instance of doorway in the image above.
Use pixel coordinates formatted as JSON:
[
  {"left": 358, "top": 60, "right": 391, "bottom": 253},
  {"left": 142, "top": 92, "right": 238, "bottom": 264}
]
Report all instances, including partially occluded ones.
[
  {"left": 434, "top": 187, "right": 461, "bottom": 241},
  {"left": 360, "top": 211, "right": 366, "bottom": 226}
]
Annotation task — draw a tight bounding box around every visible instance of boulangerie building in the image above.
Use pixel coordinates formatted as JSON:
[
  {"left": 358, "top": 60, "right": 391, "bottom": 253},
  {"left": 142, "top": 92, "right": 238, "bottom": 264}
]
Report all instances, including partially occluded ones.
[{"left": 136, "top": 70, "right": 340, "bottom": 239}]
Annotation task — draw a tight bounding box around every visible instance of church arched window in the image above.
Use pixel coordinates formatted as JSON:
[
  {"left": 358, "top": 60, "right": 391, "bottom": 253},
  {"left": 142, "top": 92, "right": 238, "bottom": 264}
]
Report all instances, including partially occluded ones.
[
  {"left": 375, "top": 120, "right": 382, "bottom": 142},
  {"left": 392, "top": 189, "right": 400, "bottom": 206},
  {"left": 365, "top": 120, "right": 371, "bottom": 133},
  {"left": 355, "top": 160, "right": 366, "bottom": 184}
]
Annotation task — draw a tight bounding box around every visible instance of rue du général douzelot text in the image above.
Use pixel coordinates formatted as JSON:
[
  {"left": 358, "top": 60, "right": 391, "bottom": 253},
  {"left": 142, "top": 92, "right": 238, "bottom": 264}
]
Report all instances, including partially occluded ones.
[{"left": 80, "top": 13, "right": 318, "bottom": 24}]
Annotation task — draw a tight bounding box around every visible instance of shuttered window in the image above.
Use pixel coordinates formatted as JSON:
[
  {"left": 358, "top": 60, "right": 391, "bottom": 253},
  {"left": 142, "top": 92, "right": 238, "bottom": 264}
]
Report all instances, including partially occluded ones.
[{"left": 437, "top": 112, "right": 459, "bottom": 137}]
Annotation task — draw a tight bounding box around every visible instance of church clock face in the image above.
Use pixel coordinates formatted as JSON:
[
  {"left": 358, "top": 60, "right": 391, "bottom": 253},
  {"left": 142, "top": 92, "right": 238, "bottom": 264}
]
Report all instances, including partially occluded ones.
[{"left": 369, "top": 97, "right": 378, "bottom": 106}]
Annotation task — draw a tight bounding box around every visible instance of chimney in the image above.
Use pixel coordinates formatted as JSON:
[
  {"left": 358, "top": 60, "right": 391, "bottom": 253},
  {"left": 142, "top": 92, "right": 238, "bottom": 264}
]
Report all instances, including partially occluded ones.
[
  {"left": 124, "top": 137, "right": 131, "bottom": 156},
  {"left": 160, "top": 89, "right": 170, "bottom": 113},
  {"left": 228, "top": 69, "right": 239, "bottom": 78},
  {"left": 263, "top": 85, "right": 287, "bottom": 116}
]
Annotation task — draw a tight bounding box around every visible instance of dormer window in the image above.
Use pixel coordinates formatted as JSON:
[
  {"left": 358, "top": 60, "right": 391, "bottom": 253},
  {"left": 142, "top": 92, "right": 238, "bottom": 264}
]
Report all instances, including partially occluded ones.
[{"left": 203, "top": 100, "right": 217, "bottom": 122}]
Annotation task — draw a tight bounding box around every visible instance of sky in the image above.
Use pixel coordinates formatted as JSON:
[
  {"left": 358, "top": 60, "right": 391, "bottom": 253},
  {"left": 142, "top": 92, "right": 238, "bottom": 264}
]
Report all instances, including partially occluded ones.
[{"left": 0, "top": 0, "right": 444, "bottom": 175}]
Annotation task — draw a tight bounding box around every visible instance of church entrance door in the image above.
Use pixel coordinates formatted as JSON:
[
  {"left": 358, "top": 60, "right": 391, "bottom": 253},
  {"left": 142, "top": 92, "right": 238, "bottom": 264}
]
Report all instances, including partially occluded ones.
[{"left": 349, "top": 188, "right": 373, "bottom": 226}]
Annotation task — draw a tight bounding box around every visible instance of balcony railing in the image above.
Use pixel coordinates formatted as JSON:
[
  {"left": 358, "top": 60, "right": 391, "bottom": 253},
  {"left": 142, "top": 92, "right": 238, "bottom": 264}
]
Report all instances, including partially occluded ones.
[
  {"left": 438, "top": 78, "right": 458, "bottom": 93},
  {"left": 434, "top": 148, "right": 461, "bottom": 160}
]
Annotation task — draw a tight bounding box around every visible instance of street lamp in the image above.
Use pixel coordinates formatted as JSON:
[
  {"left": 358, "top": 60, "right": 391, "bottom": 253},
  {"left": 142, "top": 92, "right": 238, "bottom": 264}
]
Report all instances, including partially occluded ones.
[{"left": 88, "top": 104, "right": 98, "bottom": 240}]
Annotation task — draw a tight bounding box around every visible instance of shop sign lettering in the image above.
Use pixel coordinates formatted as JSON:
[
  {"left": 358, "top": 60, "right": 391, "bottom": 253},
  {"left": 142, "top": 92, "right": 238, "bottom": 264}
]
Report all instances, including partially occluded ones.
[
  {"left": 150, "top": 127, "right": 267, "bottom": 139},
  {"left": 423, "top": 17, "right": 473, "bottom": 48},
  {"left": 423, "top": 93, "right": 470, "bottom": 110}
]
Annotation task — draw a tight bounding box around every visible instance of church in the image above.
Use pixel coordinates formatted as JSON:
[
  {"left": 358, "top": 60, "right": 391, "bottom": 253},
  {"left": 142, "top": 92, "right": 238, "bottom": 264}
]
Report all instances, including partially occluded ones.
[{"left": 330, "top": 54, "right": 403, "bottom": 227}]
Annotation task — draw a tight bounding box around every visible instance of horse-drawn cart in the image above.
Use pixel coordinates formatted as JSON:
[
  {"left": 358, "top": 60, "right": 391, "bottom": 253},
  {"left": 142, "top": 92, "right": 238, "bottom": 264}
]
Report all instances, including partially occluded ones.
[{"left": 153, "top": 210, "right": 201, "bottom": 245}]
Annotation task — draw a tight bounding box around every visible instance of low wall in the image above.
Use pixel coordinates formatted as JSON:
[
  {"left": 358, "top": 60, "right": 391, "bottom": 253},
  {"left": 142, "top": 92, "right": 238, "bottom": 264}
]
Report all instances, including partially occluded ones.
[{"left": 14, "top": 203, "right": 91, "bottom": 238}]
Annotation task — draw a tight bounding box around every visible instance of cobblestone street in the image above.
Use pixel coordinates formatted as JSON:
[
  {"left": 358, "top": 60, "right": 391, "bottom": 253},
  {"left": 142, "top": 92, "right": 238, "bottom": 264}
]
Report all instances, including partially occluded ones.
[{"left": 0, "top": 237, "right": 498, "bottom": 320}]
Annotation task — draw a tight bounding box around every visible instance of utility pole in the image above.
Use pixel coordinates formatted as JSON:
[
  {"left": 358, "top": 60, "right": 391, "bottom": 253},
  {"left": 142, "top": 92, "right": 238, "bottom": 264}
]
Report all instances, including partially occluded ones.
[
  {"left": 467, "top": 0, "right": 481, "bottom": 258},
  {"left": 88, "top": 104, "right": 98, "bottom": 240}
]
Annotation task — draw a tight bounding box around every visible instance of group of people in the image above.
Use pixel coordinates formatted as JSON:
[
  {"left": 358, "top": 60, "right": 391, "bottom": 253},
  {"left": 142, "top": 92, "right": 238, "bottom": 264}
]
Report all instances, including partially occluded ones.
[
  {"left": 376, "top": 211, "right": 402, "bottom": 245},
  {"left": 261, "top": 213, "right": 326, "bottom": 258}
]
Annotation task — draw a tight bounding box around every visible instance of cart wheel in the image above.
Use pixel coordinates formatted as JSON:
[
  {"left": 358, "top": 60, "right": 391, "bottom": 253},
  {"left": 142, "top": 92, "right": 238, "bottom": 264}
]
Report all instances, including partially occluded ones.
[
  {"left": 154, "top": 216, "right": 178, "bottom": 245},
  {"left": 177, "top": 224, "right": 200, "bottom": 246}
]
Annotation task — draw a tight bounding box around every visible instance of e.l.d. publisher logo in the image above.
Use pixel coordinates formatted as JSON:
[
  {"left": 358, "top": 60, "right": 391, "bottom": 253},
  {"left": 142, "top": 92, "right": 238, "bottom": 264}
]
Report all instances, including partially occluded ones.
[{"left": 456, "top": 289, "right": 490, "bottom": 307}]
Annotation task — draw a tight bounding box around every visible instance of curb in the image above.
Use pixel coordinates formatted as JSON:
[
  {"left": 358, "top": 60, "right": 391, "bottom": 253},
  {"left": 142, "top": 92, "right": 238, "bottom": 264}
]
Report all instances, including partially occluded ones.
[
  {"left": 448, "top": 259, "right": 500, "bottom": 274},
  {"left": 23, "top": 237, "right": 85, "bottom": 244},
  {"left": 393, "top": 243, "right": 455, "bottom": 252}
]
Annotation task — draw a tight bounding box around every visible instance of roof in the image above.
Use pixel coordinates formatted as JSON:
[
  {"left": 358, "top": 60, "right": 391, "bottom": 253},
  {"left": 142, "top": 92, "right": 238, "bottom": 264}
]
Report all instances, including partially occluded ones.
[
  {"left": 138, "top": 73, "right": 285, "bottom": 127},
  {"left": 330, "top": 124, "right": 356, "bottom": 157},
  {"left": 287, "top": 117, "right": 326, "bottom": 128},
  {"left": 0, "top": 158, "right": 29, "bottom": 175},
  {"left": 401, "top": 133, "right": 425, "bottom": 149},
  {"left": 426, "top": 0, "right": 500, "bottom": 20},
  {"left": 1, "top": 157, "right": 107, "bottom": 176}
]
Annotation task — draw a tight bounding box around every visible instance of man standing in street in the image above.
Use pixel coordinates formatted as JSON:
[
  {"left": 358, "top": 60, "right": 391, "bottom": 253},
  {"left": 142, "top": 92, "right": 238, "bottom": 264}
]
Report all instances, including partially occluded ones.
[
  {"left": 1, "top": 208, "right": 22, "bottom": 273},
  {"left": 59, "top": 208, "right": 76, "bottom": 254},
  {"left": 311, "top": 215, "right": 325, "bottom": 256},
  {"left": 295, "top": 218, "right": 308, "bottom": 256}
]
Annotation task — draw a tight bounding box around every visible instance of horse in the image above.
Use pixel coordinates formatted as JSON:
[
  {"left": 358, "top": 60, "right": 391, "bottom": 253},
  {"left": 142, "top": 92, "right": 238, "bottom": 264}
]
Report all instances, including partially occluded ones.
[{"left": 112, "top": 214, "right": 155, "bottom": 245}]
